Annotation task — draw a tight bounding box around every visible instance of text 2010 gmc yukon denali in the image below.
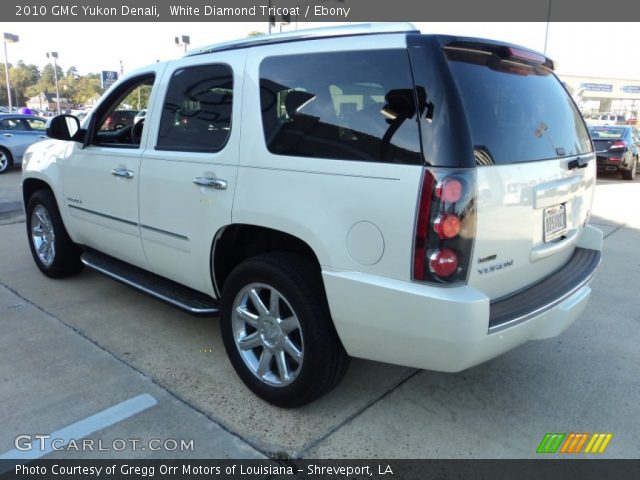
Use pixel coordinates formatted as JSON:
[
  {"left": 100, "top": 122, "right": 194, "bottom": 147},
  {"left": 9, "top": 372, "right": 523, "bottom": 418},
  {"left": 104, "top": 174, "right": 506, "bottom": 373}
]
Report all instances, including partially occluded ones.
[{"left": 22, "top": 23, "right": 602, "bottom": 406}]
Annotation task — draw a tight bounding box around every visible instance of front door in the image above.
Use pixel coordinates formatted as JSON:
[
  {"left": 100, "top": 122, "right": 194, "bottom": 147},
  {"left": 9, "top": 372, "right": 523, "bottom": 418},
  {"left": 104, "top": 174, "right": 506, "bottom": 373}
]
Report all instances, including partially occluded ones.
[{"left": 61, "top": 68, "right": 163, "bottom": 267}]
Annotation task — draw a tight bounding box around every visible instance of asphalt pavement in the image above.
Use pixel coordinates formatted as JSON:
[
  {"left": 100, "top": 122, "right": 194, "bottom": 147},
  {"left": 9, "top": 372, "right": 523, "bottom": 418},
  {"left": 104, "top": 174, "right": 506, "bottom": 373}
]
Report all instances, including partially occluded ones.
[{"left": 0, "top": 167, "right": 638, "bottom": 459}]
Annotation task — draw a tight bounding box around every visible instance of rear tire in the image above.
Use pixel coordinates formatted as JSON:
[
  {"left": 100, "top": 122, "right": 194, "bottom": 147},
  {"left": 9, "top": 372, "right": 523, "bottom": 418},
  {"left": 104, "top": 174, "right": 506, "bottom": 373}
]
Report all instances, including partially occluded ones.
[
  {"left": 621, "top": 157, "right": 636, "bottom": 180},
  {"left": 220, "top": 252, "right": 349, "bottom": 407},
  {"left": 26, "top": 189, "right": 84, "bottom": 278}
]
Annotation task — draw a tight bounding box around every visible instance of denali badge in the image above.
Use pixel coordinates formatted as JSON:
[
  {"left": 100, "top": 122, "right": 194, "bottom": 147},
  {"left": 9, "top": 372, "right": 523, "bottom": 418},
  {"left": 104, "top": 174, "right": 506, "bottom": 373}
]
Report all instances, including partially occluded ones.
[
  {"left": 477, "top": 260, "right": 514, "bottom": 275},
  {"left": 478, "top": 254, "right": 497, "bottom": 264},
  {"left": 66, "top": 197, "right": 82, "bottom": 204}
]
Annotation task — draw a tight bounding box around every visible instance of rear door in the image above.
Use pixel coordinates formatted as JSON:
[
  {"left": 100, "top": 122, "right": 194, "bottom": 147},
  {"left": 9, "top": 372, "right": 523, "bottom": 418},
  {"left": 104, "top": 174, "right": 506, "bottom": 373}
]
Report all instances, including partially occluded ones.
[
  {"left": 138, "top": 54, "right": 241, "bottom": 296},
  {"left": 443, "top": 41, "right": 594, "bottom": 299}
]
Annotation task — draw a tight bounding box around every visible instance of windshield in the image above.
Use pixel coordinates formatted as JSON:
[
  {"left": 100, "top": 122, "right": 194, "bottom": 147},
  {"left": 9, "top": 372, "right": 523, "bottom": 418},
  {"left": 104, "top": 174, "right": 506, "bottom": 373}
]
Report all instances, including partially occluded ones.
[
  {"left": 445, "top": 49, "right": 592, "bottom": 165},
  {"left": 589, "top": 127, "right": 625, "bottom": 139}
]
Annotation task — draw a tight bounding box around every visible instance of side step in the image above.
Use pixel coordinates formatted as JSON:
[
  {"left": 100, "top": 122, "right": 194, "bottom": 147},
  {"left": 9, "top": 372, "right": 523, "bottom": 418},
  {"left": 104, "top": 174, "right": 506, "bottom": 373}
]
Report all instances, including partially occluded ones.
[{"left": 81, "top": 251, "right": 219, "bottom": 315}]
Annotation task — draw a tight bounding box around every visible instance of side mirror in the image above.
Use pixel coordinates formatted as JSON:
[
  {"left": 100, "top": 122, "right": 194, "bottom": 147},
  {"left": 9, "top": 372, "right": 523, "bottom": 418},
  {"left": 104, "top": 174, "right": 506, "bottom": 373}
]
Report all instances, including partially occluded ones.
[{"left": 46, "top": 115, "right": 84, "bottom": 142}]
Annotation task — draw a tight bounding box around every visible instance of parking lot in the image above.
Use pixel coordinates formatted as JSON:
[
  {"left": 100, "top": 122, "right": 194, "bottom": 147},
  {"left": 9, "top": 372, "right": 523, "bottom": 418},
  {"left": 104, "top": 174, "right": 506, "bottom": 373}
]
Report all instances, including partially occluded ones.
[{"left": 0, "top": 168, "right": 638, "bottom": 459}]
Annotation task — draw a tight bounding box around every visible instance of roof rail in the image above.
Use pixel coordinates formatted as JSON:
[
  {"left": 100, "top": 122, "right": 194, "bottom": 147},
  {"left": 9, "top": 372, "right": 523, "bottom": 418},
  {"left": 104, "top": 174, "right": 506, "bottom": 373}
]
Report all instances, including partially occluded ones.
[{"left": 185, "top": 22, "right": 419, "bottom": 57}]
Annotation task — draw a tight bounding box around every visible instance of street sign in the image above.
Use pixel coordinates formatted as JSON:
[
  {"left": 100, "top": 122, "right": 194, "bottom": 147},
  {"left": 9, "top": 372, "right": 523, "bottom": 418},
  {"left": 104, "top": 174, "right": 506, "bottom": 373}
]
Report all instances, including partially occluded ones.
[{"left": 101, "top": 70, "right": 119, "bottom": 90}]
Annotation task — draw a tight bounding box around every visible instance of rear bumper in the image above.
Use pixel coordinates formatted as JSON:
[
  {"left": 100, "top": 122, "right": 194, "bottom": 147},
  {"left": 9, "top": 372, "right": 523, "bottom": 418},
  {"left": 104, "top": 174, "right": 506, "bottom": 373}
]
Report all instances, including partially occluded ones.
[{"left": 323, "top": 226, "right": 602, "bottom": 372}]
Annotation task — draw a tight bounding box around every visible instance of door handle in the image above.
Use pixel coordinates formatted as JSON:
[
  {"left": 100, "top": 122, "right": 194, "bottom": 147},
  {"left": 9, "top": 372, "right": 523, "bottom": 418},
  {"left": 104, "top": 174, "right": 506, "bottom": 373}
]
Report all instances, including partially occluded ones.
[
  {"left": 38, "top": 135, "right": 47, "bottom": 139},
  {"left": 2, "top": 133, "right": 12, "bottom": 138},
  {"left": 193, "top": 176, "right": 227, "bottom": 190},
  {"left": 111, "top": 168, "right": 134, "bottom": 179}
]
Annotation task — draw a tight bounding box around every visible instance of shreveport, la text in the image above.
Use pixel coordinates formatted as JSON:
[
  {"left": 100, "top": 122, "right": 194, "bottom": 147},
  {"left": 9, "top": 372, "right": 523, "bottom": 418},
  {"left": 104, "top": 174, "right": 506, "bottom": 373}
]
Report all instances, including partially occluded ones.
[{"left": 16, "top": 464, "right": 390, "bottom": 477}]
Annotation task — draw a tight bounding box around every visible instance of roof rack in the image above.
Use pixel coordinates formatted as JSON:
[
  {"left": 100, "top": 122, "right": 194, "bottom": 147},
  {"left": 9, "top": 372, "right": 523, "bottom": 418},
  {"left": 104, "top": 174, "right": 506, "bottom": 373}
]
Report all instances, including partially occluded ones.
[{"left": 185, "top": 22, "right": 419, "bottom": 57}]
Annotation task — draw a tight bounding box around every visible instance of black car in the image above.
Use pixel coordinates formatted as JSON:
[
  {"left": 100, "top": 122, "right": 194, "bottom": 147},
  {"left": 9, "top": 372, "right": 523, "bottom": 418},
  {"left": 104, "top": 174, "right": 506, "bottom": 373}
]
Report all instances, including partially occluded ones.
[{"left": 589, "top": 125, "right": 639, "bottom": 180}]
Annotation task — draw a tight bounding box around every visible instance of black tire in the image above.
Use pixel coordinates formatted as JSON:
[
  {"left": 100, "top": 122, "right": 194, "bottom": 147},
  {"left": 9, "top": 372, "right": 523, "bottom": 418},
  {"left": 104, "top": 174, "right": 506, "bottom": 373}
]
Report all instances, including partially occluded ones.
[
  {"left": 220, "top": 252, "right": 349, "bottom": 407},
  {"left": 621, "top": 156, "right": 637, "bottom": 181},
  {"left": 26, "top": 189, "right": 83, "bottom": 278},
  {"left": 0, "top": 147, "right": 12, "bottom": 174}
]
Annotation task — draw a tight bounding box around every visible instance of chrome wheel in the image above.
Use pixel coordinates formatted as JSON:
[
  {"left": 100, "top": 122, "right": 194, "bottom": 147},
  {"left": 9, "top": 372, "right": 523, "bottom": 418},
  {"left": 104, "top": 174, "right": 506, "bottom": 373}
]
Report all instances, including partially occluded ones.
[
  {"left": 0, "top": 152, "right": 8, "bottom": 173},
  {"left": 232, "top": 283, "right": 304, "bottom": 387},
  {"left": 31, "top": 205, "right": 56, "bottom": 267}
]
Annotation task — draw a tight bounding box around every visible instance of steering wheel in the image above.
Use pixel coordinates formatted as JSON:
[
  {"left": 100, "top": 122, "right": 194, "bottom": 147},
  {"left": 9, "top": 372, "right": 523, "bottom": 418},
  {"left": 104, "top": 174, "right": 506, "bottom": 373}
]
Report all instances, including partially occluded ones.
[{"left": 131, "top": 119, "right": 145, "bottom": 145}]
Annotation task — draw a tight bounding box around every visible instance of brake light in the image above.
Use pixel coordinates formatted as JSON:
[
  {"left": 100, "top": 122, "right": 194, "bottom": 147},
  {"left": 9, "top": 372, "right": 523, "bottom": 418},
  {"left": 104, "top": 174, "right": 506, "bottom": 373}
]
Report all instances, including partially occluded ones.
[
  {"left": 429, "top": 249, "right": 459, "bottom": 277},
  {"left": 610, "top": 141, "right": 626, "bottom": 150},
  {"left": 507, "top": 47, "right": 546, "bottom": 65},
  {"left": 413, "top": 168, "right": 476, "bottom": 284}
]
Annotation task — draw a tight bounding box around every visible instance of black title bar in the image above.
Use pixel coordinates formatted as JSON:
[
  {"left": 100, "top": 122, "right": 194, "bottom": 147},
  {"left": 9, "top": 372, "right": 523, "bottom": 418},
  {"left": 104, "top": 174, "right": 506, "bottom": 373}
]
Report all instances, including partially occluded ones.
[{"left": 3, "top": 0, "right": 640, "bottom": 22}]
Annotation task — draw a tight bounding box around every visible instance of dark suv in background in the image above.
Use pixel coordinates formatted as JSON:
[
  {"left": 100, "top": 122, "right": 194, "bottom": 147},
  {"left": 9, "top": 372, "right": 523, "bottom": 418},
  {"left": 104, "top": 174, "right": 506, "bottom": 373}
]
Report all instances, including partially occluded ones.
[{"left": 589, "top": 125, "right": 639, "bottom": 180}]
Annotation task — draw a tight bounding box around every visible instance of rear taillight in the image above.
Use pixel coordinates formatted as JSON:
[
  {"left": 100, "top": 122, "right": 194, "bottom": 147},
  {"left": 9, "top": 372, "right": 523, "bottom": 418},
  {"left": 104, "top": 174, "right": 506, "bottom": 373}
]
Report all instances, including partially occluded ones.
[
  {"left": 609, "top": 141, "right": 626, "bottom": 150},
  {"left": 413, "top": 168, "right": 476, "bottom": 284}
]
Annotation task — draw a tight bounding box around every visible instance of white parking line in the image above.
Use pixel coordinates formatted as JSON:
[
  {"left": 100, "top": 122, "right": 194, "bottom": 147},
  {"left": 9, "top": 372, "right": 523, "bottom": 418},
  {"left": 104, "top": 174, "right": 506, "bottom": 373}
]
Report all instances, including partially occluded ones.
[{"left": 0, "top": 393, "right": 157, "bottom": 460}]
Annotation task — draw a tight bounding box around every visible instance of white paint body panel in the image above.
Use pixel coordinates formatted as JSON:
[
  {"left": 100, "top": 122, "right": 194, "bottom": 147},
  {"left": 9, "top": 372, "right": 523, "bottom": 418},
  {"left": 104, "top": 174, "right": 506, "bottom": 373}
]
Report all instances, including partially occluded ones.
[{"left": 21, "top": 30, "right": 602, "bottom": 373}]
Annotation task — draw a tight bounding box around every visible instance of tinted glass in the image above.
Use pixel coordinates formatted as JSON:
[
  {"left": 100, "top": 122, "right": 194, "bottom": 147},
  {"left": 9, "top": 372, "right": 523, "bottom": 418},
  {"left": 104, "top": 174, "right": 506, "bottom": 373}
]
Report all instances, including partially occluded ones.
[
  {"left": 0, "top": 118, "right": 26, "bottom": 131},
  {"left": 446, "top": 50, "right": 592, "bottom": 165},
  {"left": 589, "top": 127, "right": 625, "bottom": 139},
  {"left": 260, "top": 50, "right": 421, "bottom": 164},
  {"left": 24, "top": 118, "right": 46, "bottom": 131},
  {"left": 157, "top": 64, "right": 233, "bottom": 152}
]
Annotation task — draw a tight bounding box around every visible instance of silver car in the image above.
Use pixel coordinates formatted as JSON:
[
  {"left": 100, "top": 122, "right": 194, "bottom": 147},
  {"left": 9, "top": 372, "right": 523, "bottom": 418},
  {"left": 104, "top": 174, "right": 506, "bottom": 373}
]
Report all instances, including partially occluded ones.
[{"left": 0, "top": 114, "right": 48, "bottom": 174}]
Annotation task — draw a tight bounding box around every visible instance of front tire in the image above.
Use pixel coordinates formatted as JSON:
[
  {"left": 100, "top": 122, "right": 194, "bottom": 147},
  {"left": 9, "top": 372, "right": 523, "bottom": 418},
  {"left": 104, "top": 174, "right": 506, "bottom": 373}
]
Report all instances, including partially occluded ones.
[
  {"left": 26, "top": 189, "right": 83, "bottom": 278},
  {"left": 220, "top": 252, "right": 349, "bottom": 407},
  {"left": 0, "top": 148, "right": 12, "bottom": 174}
]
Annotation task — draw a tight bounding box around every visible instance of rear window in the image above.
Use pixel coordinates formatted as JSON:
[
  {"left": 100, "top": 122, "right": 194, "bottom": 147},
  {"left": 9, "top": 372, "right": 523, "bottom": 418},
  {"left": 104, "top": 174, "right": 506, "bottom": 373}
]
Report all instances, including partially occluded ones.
[
  {"left": 589, "top": 127, "right": 625, "bottom": 139},
  {"left": 445, "top": 48, "right": 592, "bottom": 165}
]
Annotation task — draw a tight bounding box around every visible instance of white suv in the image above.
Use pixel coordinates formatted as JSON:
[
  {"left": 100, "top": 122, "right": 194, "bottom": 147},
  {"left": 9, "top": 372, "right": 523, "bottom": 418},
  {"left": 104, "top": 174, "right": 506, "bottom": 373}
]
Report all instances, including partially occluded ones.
[{"left": 22, "top": 23, "right": 602, "bottom": 407}]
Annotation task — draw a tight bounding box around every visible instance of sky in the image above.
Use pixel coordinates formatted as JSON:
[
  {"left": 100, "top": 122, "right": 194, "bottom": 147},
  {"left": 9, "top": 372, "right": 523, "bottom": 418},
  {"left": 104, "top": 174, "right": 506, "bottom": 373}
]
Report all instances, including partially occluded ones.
[{"left": 0, "top": 21, "right": 637, "bottom": 80}]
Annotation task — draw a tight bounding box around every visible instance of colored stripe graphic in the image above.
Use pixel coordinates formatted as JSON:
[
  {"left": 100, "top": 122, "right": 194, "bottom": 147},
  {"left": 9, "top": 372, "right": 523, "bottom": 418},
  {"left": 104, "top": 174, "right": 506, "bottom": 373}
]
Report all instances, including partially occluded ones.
[
  {"left": 537, "top": 433, "right": 566, "bottom": 453},
  {"left": 538, "top": 432, "right": 612, "bottom": 454},
  {"left": 585, "top": 433, "right": 613, "bottom": 454},
  {"left": 560, "top": 433, "right": 589, "bottom": 453}
]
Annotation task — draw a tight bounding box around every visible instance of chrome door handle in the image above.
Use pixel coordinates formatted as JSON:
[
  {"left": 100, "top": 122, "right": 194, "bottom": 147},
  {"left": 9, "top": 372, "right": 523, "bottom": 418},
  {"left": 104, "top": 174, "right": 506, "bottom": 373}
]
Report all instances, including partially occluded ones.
[
  {"left": 193, "top": 176, "right": 227, "bottom": 190},
  {"left": 111, "top": 168, "right": 134, "bottom": 179},
  {"left": 2, "top": 133, "right": 12, "bottom": 138}
]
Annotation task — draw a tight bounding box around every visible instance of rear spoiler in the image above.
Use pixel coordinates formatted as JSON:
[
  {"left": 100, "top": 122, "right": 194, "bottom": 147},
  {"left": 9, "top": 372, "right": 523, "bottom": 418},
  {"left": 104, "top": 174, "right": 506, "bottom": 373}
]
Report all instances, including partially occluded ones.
[{"left": 443, "top": 40, "right": 555, "bottom": 71}]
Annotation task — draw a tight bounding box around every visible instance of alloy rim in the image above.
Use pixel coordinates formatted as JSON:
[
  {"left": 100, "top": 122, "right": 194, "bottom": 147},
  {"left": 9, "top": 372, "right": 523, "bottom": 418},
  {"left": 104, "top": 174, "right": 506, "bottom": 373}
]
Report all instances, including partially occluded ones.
[
  {"left": 231, "top": 283, "right": 304, "bottom": 387},
  {"left": 31, "top": 205, "right": 56, "bottom": 267}
]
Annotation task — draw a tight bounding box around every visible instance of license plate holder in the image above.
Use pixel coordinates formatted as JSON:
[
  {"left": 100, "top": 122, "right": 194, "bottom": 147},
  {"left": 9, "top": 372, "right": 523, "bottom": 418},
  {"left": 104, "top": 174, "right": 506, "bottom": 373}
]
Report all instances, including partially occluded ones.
[{"left": 544, "top": 204, "right": 567, "bottom": 242}]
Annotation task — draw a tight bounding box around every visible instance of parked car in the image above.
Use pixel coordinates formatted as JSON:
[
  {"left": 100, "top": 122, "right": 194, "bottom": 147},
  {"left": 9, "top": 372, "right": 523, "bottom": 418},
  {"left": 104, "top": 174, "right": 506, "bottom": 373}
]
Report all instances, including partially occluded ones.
[
  {"left": 588, "top": 113, "right": 626, "bottom": 126},
  {"left": 0, "top": 114, "right": 48, "bottom": 174},
  {"left": 22, "top": 23, "right": 602, "bottom": 406},
  {"left": 589, "top": 125, "right": 639, "bottom": 180}
]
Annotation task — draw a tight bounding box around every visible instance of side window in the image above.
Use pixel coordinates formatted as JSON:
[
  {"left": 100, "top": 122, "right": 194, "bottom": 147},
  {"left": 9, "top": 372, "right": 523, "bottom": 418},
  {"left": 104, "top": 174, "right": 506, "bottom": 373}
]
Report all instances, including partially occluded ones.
[
  {"left": 259, "top": 50, "right": 421, "bottom": 164},
  {"left": 157, "top": 64, "right": 233, "bottom": 152},
  {"left": 92, "top": 74, "right": 155, "bottom": 148},
  {"left": 24, "top": 118, "right": 47, "bottom": 131},
  {"left": 0, "top": 118, "right": 26, "bottom": 131}
]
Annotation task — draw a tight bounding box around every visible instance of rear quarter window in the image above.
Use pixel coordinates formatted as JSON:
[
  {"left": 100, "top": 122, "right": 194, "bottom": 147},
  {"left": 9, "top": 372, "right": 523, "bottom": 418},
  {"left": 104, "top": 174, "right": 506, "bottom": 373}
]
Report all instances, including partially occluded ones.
[{"left": 259, "top": 49, "right": 421, "bottom": 164}]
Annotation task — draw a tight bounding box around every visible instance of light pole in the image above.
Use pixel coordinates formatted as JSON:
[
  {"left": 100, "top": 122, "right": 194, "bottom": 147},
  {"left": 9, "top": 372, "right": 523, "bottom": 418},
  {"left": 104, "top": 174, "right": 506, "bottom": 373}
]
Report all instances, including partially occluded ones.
[
  {"left": 46, "top": 51, "right": 61, "bottom": 115},
  {"left": 174, "top": 35, "right": 190, "bottom": 53},
  {"left": 3, "top": 33, "right": 19, "bottom": 113}
]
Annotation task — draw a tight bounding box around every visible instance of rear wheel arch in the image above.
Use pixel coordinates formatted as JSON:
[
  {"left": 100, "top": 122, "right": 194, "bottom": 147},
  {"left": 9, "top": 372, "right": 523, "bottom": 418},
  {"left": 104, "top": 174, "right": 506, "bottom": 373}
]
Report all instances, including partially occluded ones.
[{"left": 211, "top": 224, "right": 324, "bottom": 297}]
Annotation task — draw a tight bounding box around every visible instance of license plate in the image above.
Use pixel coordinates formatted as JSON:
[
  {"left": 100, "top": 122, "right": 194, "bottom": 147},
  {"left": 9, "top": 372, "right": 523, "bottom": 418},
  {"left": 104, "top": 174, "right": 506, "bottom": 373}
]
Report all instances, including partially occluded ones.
[{"left": 544, "top": 204, "right": 567, "bottom": 242}]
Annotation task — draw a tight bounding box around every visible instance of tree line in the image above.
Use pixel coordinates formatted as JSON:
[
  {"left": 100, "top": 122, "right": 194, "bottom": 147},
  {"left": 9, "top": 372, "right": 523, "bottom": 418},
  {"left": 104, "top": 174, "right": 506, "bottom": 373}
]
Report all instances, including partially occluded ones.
[{"left": 0, "top": 60, "right": 103, "bottom": 108}]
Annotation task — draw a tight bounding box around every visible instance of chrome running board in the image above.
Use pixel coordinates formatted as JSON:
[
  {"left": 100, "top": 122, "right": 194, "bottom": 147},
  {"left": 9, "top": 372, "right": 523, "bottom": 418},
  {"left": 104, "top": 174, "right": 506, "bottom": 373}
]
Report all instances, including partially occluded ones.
[{"left": 81, "top": 251, "right": 219, "bottom": 315}]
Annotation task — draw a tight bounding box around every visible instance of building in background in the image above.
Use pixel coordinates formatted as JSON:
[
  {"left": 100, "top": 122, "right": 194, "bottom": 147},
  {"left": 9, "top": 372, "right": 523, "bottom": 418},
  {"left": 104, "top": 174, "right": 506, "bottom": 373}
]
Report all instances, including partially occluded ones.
[
  {"left": 560, "top": 75, "right": 640, "bottom": 124},
  {"left": 25, "top": 92, "right": 73, "bottom": 113}
]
